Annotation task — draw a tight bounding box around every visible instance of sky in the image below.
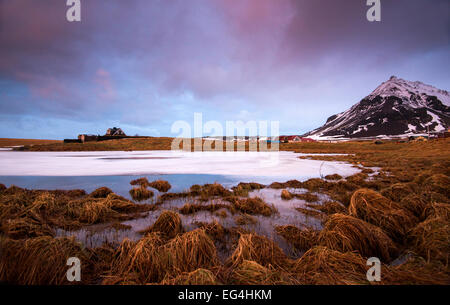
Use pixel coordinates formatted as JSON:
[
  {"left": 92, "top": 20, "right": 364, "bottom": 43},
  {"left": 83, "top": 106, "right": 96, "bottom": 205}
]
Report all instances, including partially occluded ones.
[{"left": 0, "top": 0, "right": 449, "bottom": 139}]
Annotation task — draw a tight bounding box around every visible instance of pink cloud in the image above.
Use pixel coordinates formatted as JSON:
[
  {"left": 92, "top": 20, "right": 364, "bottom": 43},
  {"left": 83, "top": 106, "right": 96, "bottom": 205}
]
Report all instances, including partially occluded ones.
[{"left": 95, "top": 69, "right": 117, "bottom": 101}]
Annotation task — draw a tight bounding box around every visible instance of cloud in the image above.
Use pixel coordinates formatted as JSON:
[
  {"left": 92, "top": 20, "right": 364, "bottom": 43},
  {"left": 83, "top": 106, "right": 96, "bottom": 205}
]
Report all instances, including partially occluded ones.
[{"left": 0, "top": 0, "right": 448, "bottom": 138}]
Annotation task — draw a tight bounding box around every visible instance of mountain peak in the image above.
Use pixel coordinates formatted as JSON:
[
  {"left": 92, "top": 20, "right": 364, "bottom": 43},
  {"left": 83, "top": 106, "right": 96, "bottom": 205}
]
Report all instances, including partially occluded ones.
[
  {"left": 304, "top": 77, "right": 450, "bottom": 140},
  {"left": 369, "top": 76, "right": 450, "bottom": 107}
]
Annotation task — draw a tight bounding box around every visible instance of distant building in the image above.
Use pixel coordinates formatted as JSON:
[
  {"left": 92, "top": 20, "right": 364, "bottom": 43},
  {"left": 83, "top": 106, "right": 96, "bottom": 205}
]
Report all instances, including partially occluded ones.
[
  {"left": 106, "top": 127, "right": 126, "bottom": 136},
  {"left": 78, "top": 134, "right": 98, "bottom": 143},
  {"left": 278, "top": 136, "right": 316, "bottom": 143}
]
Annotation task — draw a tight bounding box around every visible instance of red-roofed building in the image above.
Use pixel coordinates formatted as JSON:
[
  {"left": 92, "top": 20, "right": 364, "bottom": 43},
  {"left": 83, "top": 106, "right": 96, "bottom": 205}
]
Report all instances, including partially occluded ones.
[{"left": 278, "top": 136, "right": 316, "bottom": 143}]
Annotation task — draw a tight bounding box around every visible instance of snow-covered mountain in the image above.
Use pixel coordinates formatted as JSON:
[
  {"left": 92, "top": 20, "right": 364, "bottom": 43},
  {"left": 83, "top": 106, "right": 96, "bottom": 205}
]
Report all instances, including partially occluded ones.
[{"left": 304, "top": 76, "right": 450, "bottom": 140}]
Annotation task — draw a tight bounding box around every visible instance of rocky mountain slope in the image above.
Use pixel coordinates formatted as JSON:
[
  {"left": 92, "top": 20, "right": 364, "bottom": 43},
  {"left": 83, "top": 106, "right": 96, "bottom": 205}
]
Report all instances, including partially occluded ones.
[{"left": 304, "top": 76, "right": 450, "bottom": 139}]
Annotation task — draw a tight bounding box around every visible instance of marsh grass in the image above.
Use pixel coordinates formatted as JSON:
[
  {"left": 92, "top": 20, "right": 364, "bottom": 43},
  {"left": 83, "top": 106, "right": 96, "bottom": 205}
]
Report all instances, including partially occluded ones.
[
  {"left": 349, "top": 189, "right": 418, "bottom": 243},
  {"left": 140, "top": 210, "right": 184, "bottom": 239},
  {"left": 1, "top": 138, "right": 449, "bottom": 285},
  {"left": 275, "top": 225, "right": 319, "bottom": 252},
  {"left": 148, "top": 180, "right": 172, "bottom": 192},
  {"left": 317, "top": 214, "right": 398, "bottom": 262},
  {"left": 230, "top": 197, "right": 277, "bottom": 216},
  {"left": 129, "top": 186, "right": 154, "bottom": 202}
]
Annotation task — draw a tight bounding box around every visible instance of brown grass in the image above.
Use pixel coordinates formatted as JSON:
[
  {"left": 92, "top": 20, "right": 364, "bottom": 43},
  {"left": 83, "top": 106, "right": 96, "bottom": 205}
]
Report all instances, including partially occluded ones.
[
  {"left": 423, "top": 203, "right": 450, "bottom": 221},
  {"left": 324, "top": 174, "right": 343, "bottom": 180},
  {"left": 17, "top": 137, "right": 175, "bottom": 151},
  {"left": 306, "top": 201, "right": 347, "bottom": 215},
  {"left": 190, "top": 183, "right": 233, "bottom": 201},
  {"left": 160, "top": 268, "right": 220, "bottom": 285},
  {"left": 90, "top": 187, "right": 113, "bottom": 198},
  {"left": 66, "top": 199, "right": 119, "bottom": 224},
  {"left": 195, "top": 220, "right": 230, "bottom": 243},
  {"left": 130, "top": 177, "right": 150, "bottom": 187},
  {"left": 0, "top": 186, "right": 153, "bottom": 231},
  {"left": 380, "top": 182, "right": 418, "bottom": 202},
  {"left": 107, "top": 229, "right": 219, "bottom": 284},
  {"left": 230, "top": 233, "right": 290, "bottom": 268},
  {"left": 214, "top": 209, "right": 228, "bottom": 218},
  {"left": 231, "top": 197, "right": 277, "bottom": 216},
  {"left": 103, "top": 193, "right": 140, "bottom": 212},
  {"left": 382, "top": 255, "right": 450, "bottom": 285},
  {"left": 129, "top": 186, "right": 154, "bottom": 201},
  {"left": 294, "top": 192, "right": 319, "bottom": 202},
  {"left": 2, "top": 217, "right": 55, "bottom": 239},
  {"left": 140, "top": 210, "right": 184, "bottom": 239},
  {"left": 409, "top": 207, "right": 450, "bottom": 264},
  {"left": 349, "top": 188, "right": 418, "bottom": 242},
  {"left": 162, "top": 229, "right": 220, "bottom": 276},
  {"left": 399, "top": 193, "right": 430, "bottom": 220},
  {"left": 0, "top": 236, "right": 90, "bottom": 285},
  {"left": 0, "top": 138, "right": 61, "bottom": 147},
  {"left": 280, "top": 189, "right": 293, "bottom": 200},
  {"left": 1, "top": 139, "right": 449, "bottom": 285},
  {"left": 148, "top": 180, "right": 172, "bottom": 192},
  {"left": 318, "top": 214, "right": 399, "bottom": 262},
  {"left": 275, "top": 225, "right": 319, "bottom": 252},
  {"left": 292, "top": 246, "right": 370, "bottom": 285},
  {"left": 232, "top": 182, "right": 265, "bottom": 197},
  {"left": 229, "top": 260, "right": 298, "bottom": 285},
  {"left": 179, "top": 202, "right": 233, "bottom": 215},
  {"left": 295, "top": 207, "right": 327, "bottom": 221},
  {"left": 157, "top": 191, "right": 190, "bottom": 203},
  {"left": 110, "top": 233, "right": 166, "bottom": 283},
  {"left": 268, "top": 180, "right": 303, "bottom": 189},
  {"left": 235, "top": 214, "right": 258, "bottom": 226},
  {"left": 423, "top": 174, "right": 450, "bottom": 197}
]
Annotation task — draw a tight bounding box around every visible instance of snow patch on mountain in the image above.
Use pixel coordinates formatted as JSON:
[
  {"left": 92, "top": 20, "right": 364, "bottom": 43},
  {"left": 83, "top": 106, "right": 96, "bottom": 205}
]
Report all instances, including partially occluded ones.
[{"left": 304, "top": 76, "right": 450, "bottom": 140}]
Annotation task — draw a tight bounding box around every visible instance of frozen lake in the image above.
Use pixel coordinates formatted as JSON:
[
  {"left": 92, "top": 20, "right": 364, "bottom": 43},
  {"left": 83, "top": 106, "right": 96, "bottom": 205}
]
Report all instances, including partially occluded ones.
[
  {"left": 0, "top": 150, "right": 360, "bottom": 194},
  {"left": 0, "top": 150, "right": 358, "bottom": 184},
  {"left": 0, "top": 150, "right": 359, "bottom": 254}
]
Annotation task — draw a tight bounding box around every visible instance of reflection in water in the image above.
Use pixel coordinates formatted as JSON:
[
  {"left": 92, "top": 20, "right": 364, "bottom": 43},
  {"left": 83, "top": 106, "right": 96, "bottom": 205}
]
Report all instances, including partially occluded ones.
[{"left": 56, "top": 187, "right": 327, "bottom": 258}]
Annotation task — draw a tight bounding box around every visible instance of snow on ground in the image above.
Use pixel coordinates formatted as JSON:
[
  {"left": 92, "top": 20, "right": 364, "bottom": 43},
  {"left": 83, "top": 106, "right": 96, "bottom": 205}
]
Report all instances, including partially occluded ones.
[
  {"left": 0, "top": 150, "right": 359, "bottom": 181},
  {"left": 407, "top": 124, "right": 417, "bottom": 132},
  {"left": 426, "top": 111, "right": 445, "bottom": 131}
]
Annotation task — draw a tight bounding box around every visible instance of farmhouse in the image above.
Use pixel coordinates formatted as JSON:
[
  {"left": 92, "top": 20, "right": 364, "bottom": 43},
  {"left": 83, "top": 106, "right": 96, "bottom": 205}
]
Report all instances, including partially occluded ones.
[
  {"left": 106, "top": 127, "right": 126, "bottom": 136},
  {"left": 64, "top": 127, "right": 129, "bottom": 143},
  {"left": 279, "top": 136, "right": 316, "bottom": 143}
]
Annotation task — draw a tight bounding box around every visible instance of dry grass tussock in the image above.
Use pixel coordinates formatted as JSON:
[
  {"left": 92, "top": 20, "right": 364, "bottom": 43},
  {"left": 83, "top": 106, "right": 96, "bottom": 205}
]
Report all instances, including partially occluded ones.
[
  {"left": 109, "top": 229, "right": 219, "bottom": 284},
  {"left": 179, "top": 202, "right": 233, "bottom": 215},
  {"left": 230, "top": 197, "right": 277, "bottom": 216},
  {"left": 129, "top": 186, "right": 154, "bottom": 201},
  {"left": 292, "top": 246, "right": 371, "bottom": 285},
  {"left": 317, "top": 214, "right": 398, "bottom": 262},
  {"left": 0, "top": 186, "right": 153, "bottom": 234},
  {"left": 232, "top": 182, "right": 265, "bottom": 197},
  {"left": 230, "top": 233, "right": 291, "bottom": 269},
  {"left": 140, "top": 210, "right": 184, "bottom": 239},
  {"left": 235, "top": 213, "right": 258, "bottom": 225},
  {"left": 148, "top": 180, "right": 172, "bottom": 192},
  {"left": 349, "top": 189, "right": 418, "bottom": 242},
  {"left": 275, "top": 225, "right": 319, "bottom": 252},
  {"left": 0, "top": 236, "right": 91, "bottom": 285},
  {"left": 160, "top": 268, "right": 221, "bottom": 285},
  {"left": 229, "top": 260, "right": 299, "bottom": 285},
  {"left": 409, "top": 203, "right": 450, "bottom": 264}
]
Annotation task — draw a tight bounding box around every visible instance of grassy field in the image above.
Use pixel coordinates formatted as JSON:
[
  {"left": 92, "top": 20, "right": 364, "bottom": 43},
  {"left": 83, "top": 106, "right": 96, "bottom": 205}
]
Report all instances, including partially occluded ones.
[
  {"left": 0, "top": 138, "right": 61, "bottom": 148},
  {"left": 0, "top": 138, "right": 449, "bottom": 285}
]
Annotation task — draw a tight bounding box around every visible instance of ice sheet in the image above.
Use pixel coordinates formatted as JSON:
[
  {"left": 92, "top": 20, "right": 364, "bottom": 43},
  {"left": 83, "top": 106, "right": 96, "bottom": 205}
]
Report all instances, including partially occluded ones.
[{"left": 0, "top": 150, "right": 359, "bottom": 180}]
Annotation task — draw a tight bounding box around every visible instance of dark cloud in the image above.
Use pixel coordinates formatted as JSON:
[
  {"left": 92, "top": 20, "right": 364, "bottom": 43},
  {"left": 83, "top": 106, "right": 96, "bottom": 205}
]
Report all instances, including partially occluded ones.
[{"left": 0, "top": 0, "right": 448, "bottom": 138}]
